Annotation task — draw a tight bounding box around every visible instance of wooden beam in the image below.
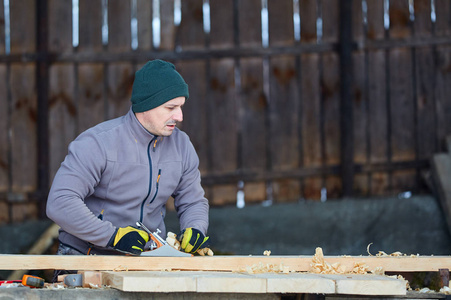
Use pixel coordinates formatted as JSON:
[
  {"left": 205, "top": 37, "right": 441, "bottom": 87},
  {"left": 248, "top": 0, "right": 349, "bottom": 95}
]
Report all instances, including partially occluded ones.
[
  {"left": 0, "top": 255, "right": 450, "bottom": 272},
  {"left": 101, "top": 271, "right": 406, "bottom": 295}
]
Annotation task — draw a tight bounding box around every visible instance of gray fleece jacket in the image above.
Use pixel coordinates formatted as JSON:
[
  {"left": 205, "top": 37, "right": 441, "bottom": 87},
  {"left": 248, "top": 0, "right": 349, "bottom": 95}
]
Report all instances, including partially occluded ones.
[{"left": 46, "top": 108, "right": 209, "bottom": 254}]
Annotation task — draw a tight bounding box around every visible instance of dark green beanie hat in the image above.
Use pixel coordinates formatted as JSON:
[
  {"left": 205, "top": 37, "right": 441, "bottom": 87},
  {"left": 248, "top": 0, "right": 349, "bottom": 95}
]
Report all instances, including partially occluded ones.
[{"left": 131, "top": 60, "right": 189, "bottom": 113}]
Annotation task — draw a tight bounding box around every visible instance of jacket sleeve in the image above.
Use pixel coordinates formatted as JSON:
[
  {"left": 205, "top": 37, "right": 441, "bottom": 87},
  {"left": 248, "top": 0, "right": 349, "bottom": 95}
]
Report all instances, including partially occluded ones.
[
  {"left": 46, "top": 131, "right": 116, "bottom": 247},
  {"left": 172, "top": 138, "right": 209, "bottom": 235}
]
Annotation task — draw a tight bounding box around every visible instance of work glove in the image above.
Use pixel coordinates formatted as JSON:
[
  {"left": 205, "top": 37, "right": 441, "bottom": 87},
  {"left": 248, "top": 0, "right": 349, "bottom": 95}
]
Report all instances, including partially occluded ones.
[
  {"left": 178, "top": 228, "right": 209, "bottom": 254},
  {"left": 109, "top": 226, "right": 149, "bottom": 255}
]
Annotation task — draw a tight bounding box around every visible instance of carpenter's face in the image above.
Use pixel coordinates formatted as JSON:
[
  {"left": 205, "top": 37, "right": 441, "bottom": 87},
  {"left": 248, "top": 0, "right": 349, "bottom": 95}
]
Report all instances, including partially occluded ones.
[{"left": 135, "top": 97, "right": 185, "bottom": 136}]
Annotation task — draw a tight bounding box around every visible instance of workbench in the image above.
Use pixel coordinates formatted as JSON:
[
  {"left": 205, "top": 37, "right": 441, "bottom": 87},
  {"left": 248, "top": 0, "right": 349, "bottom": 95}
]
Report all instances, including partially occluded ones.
[{"left": 0, "top": 254, "right": 450, "bottom": 298}]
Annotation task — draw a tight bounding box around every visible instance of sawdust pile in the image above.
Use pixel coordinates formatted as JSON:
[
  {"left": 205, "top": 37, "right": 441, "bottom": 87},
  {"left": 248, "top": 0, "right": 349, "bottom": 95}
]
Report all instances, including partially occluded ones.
[
  {"left": 310, "top": 247, "right": 382, "bottom": 275},
  {"left": 367, "top": 243, "right": 419, "bottom": 258}
]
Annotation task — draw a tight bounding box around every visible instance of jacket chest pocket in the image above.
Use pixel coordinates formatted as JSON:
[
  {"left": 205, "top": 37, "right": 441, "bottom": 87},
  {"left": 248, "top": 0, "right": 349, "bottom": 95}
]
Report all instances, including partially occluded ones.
[{"left": 156, "top": 161, "right": 182, "bottom": 200}]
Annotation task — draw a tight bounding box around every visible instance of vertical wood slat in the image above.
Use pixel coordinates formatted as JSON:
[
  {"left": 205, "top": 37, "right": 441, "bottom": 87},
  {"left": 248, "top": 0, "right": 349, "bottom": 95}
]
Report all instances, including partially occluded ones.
[
  {"left": 338, "top": 0, "right": 354, "bottom": 197},
  {"left": 9, "top": 0, "right": 37, "bottom": 196},
  {"left": 0, "top": 66, "right": 7, "bottom": 192},
  {"left": 108, "top": 0, "right": 131, "bottom": 53},
  {"left": 10, "top": 64, "right": 37, "bottom": 194},
  {"left": 178, "top": 0, "right": 204, "bottom": 50},
  {"left": 10, "top": 0, "right": 35, "bottom": 54},
  {"left": 48, "top": 0, "right": 76, "bottom": 186},
  {"left": 79, "top": 0, "right": 103, "bottom": 53},
  {"left": 209, "top": 0, "right": 234, "bottom": 49},
  {"left": 136, "top": 0, "right": 152, "bottom": 51},
  {"left": 0, "top": 0, "right": 5, "bottom": 55}
]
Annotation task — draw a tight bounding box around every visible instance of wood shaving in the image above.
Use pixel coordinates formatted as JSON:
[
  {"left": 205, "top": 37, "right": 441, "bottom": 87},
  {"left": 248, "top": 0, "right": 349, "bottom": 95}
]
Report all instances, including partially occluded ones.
[
  {"left": 166, "top": 232, "right": 181, "bottom": 251},
  {"left": 367, "top": 243, "right": 419, "bottom": 257},
  {"left": 197, "top": 247, "right": 214, "bottom": 256},
  {"left": 240, "top": 262, "right": 290, "bottom": 274},
  {"left": 113, "top": 265, "right": 128, "bottom": 272},
  {"left": 311, "top": 247, "right": 372, "bottom": 275}
]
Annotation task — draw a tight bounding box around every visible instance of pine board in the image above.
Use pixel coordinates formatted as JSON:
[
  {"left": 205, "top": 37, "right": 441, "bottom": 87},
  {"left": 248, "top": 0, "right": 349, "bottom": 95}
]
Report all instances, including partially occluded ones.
[
  {"left": 0, "top": 255, "right": 450, "bottom": 273},
  {"left": 101, "top": 271, "right": 406, "bottom": 295}
]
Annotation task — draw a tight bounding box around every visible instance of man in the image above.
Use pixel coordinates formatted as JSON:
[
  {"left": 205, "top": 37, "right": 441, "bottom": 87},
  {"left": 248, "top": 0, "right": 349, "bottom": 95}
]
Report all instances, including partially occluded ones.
[{"left": 47, "top": 59, "right": 209, "bottom": 258}]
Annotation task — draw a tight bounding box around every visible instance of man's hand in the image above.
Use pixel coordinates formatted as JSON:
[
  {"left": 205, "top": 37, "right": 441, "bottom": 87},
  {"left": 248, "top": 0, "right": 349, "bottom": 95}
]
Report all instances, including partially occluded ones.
[
  {"left": 179, "top": 228, "right": 209, "bottom": 253},
  {"left": 109, "top": 226, "right": 149, "bottom": 255}
]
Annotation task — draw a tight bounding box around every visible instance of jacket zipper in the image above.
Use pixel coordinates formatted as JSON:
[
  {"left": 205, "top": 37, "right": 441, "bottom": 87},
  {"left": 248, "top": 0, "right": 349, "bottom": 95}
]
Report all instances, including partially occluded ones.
[
  {"left": 140, "top": 137, "right": 157, "bottom": 222},
  {"left": 148, "top": 169, "right": 161, "bottom": 205}
]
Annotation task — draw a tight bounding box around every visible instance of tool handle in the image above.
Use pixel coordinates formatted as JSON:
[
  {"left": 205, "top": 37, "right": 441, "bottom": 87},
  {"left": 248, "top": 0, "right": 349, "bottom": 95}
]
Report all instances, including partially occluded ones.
[{"left": 22, "top": 275, "right": 44, "bottom": 288}]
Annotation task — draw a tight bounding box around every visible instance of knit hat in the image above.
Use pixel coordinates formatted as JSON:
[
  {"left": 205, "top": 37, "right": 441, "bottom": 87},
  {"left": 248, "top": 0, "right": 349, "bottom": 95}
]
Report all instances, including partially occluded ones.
[{"left": 131, "top": 60, "right": 189, "bottom": 113}]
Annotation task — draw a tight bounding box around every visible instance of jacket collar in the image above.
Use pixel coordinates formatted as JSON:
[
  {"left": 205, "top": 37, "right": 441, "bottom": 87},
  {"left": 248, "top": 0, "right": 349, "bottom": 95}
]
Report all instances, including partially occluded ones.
[{"left": 125, "top": 107, "right": 158, "bottom": 143}]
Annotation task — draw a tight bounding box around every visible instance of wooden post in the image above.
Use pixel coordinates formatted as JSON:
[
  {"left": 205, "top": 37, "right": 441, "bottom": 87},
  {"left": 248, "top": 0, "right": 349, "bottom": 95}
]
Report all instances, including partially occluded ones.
[
  {"left": 339, "top": 0, "right": 354, "bottom": 197},
  {"left": 36, "top": 0, "right": 50, "bottom": 217}
]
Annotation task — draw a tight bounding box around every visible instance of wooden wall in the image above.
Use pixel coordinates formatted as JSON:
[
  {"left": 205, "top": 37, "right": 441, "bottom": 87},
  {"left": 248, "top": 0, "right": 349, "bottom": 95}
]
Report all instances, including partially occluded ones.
[{"left": 0, "top": 0, "right": 450, "bottom": 223}]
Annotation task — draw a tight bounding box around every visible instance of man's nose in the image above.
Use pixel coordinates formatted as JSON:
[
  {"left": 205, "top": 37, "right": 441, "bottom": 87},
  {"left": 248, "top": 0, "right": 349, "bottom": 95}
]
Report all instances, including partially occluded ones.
[{"left": 173, "top": 109, "right": 183, "bottom": 122}]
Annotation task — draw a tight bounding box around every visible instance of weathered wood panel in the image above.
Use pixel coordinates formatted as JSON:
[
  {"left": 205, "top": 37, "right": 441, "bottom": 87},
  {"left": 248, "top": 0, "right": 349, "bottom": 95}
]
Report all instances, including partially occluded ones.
[
  {"left": 49, "top": 64, "right": 77, "bottom": 180},
  {"left": 10, "top": 64, "right": 37, "bottom": 194},
  {"left": 209, "top": 0, "right": 234, "bottom": 49},
  {"left": 9, "top": 0, "right": 35, "bottom": 54},
  {"left": 48, "top": 0, "right": 72, "bottom": 53},
  {"left": 79, "top": 0, "right": 103, "bottom": 53},
  {"left": 160, "top": 0, "right": 176, "bottom": 51},
  {"left": 0, "top": 0, "right": 4, "bottom": 55},
  {"left": 179, "top": 0, "right": 204, "bottom": 50},
  {"left": 0, "top": 66, "right": 7, "bottom": 192},
  {"left": 300, "top": 0, "right": 317, "bottom": 43},
  {"left": 268, "top": 0, "right": 294, "bottom": 47},
  {"left": 77, "top": 63, "right": 105, "bottom": 133},
  {"left": 108, "top": 0, "right": 131, "bottom": 53},
  {"left": 239, "top": 0, "right": 261, "bottom": 47},
  {"left": 136, "top": 0, "right": 152, "bottom": 51},
  {"left": 106, "top": 63, "right": 134, "bottom": 119},
  {"left": 177, "top": 60, "right": 208, "bottom": 173}
]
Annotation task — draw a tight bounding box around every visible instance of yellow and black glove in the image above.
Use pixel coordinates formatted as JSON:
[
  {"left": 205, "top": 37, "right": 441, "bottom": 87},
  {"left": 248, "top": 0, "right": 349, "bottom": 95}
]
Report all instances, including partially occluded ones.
[
  {"left": 178, "top": 228, "right": 209, "bottom": 254},
  {"left": 109, "top": 226, "right": 149, "bottom": 255}
]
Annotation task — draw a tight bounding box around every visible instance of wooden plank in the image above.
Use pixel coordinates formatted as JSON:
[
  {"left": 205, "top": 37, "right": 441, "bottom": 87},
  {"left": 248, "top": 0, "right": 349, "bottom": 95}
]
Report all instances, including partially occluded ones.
[
  {"left": 105, "top": 63, "right": 134, "bottom": 119},
  {"left": 176, "top": 60, "right": 208, "bottom": 173},
  {"left": 435, "top": 0, "right": 451, "bottom": 37},
  {"left": 299, "top": 0, "right": 317, "bottom": 43},
  {"left": 178, "top": 0, "right": 204, "bottom": 50},
  {"left": 1, "top": 255, "right": 451, "bottom": 272},
  {"left": 0, "top": 0, "right": 4, "bottom": 55},
  {"left": 238, "top": 0, "right": 261, "bottom": 47},
  {"left": 320, "top": 274, "right": 406, "bottom": 296},
  {"left": 136, "top": 0, "right": 152, "bottom": 51},
  {"left": 108, "top": 0, "right": 131, "bottom": 52},
  {"left": 48, "top": 0, "right": 73, "bottom": 53},
  {"left": 321, "top": 0, "right": 339, "bottom": 43},
  {"left": 240, "top": 58, "right": 266, "bottom": 172},
  {"left": 196, "top": 272, "right": 266, "bottom": 293},
  {"left": 436, "top": 46, "right": 451, "bottom": 148},
  {"left": 10, "top": 64, "right": 37, "bottom": 194},
  {"left": 268, "top": 0, "right": 294, "bottom": 47},
  {"left": 77, "top": 63, "right": 105, "bottom": 132},
  {"left": 389, "top": 0, "right": 411, "bottom": 39},
  {"left": 102, "top": 271, "right": 197, "bottom": 292},
  {"left": 431, "top": 153, "right": 451, "bottom": 235},
  {"left": 101, "top": 271, "right": 405, "bottom": 295},
  {"left": 389, "top": 48, "right": 415, "bottom": 163},
  {"left": 49, "top": 63, "right": 77, "bottom": 181},
  {"left": 209, "top": 0, "right": 234, "bottom": 49},
  {"left": 0, "top": 65, "right": 7, "bottom": 192},
  {"left": 79, "top": 0, "right": 103, "bottom": 53},
  {"left": 160, "top": 0, "right": 176, "bottom": 51},
  {"left": 208, "top": 59, "right": 237, "bottom": 173},
  {"left": 262, "top": 272, "right": 335, "bottom": 294},
  {"left": 9, "top": 0, "right": 35, "bottom": 54}
]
